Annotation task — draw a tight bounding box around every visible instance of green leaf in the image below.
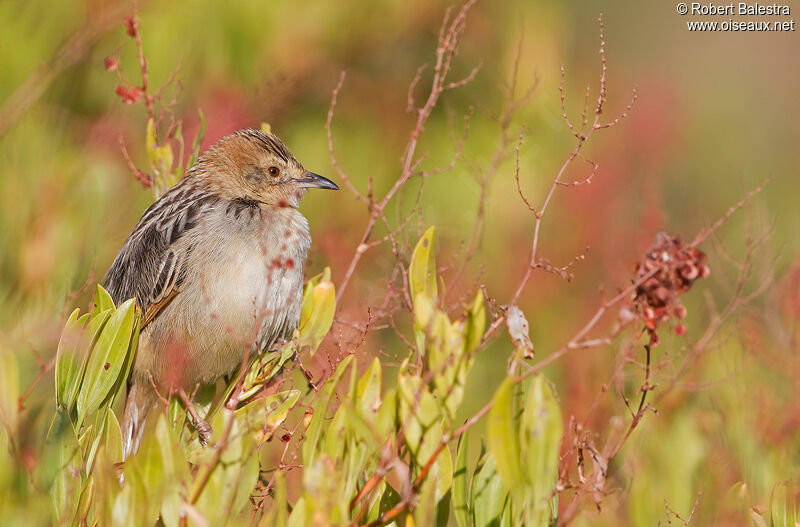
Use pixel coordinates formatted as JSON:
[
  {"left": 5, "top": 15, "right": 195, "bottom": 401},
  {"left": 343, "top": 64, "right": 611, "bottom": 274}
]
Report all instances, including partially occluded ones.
[
  {"left": 267, "top": 489, "right": 288, "bottom": 527},
  {"left": 236, "top": 389, "right": 300, "bottom": 443},
  {"left": 409, "top": 226, "right": 438, "bottom": 303},
  {"left": 488, "top": 378, "right": 523, "bottom": 491},
  {"left": 427, "top": 310, "right": 468, "bottom": 422},
  {"left": 356, "top": 357, "right": 382, "bottom": 421},
  {"left": 436, "top": 490, "right": 452, "bottom": 527},
  {"left": 302, "top": 354, "right": 353, "bottom": 466},
  {"left": 91, "top": 442, "right": 126, "bottom": 525},
  {"left": 112, "top": 463, "right": 147, "bottom": 527},
  {"left": 752, "top": 510, "right": 769, "bottom": 527},
  {"left": 771, "top": 480, "right": 799, "bottom": 527},
  {"left": 310, "top": 359, "right": 384, "bottom": 506},
  {"left": 236, "top": 347, "right": 294, "bottom": 406},
  {"left": 303, "top": 453, "right": 348, "bottom": 524},
  {"left": 85, "top": 405, "right": 110, "bottom": 473},
  {"left": 146, "top": 119, "right": 174, "bottom": 172},
  {"left": 154, "top": 414, "right": 189, "bottom": 527},
  {"left": 75, "top": 475, "right": 95, "bottom": 526},
  {"left": 132, "top": 418, "right": 168, "bottom": 523},
  {"left": 376, "top": 387, "right": 397, "bottom": 438},
  {"left": 471, "top": 449, "right": 508, "bottom": 527},
  {"left": 146, "top": 117, "right": 158, "bottom": 165},
  {"left": 146, "top": 118, "right": 177, "bottom": 197},
  {"left": 414, "top": 468, "right": 439, "bottom": 526},
  {"left": 51, "top": 427, "right": 80, "bottom": 522},
  {"left": 298, "top": 267, "right": 336, "bottom": 355},
  {"left": 361, "top": 479, "right": 388, "bottom": 524},
  {"left": 397, "top": 371, "right": 443, "bottom": 463},
  {"left": 413, "top": 292, "right": 435, "bottom": 331},
  {"left": 260, "top": 470, "right": 288, "bottom": 527},
  {"left": 102, "top": 409, "right": 124, "bottom": 465},
  {"left": 430, "top": 439, "right": 454, "bottom": 503},
  {"left": 73, "top": 307, "right": 114, "bottom": 414},
  {"left": 46, "top": 404, "right": 70, "bottom": 444},
  {"left": 192, "top": 409, "right": 260, "bottom": 524},
  {"left": 453, "top": 431, "right": 470, "bottom": 527},
  {"left": 501, "top": 495, "right": 516, "bottom": 527},
  {"left": 87, "top": 308, "right": 113, "bottom": 349},
  {"left": 241, "top": 350, "right": 280, "bottom": 399},
  {"left": 338, "top": 403, "right": 383, "bottom": 455},
  {"left": 77, "top": 299, "right": 138, "bottom": 426},
  {"left": 114, "top": 318, "right": 140, "bottom": 404},
  {"left": 376, "top": 483, "right": 403, "bottom": 524},
  {"left": 55, "top": 308, "right": 87, "bottom": 409},
  {"left": 94, "top": 284, "right": 115, "bottom": 313},
  {"left": 323, "top": 403, "right": 348, "bottom": 461},
  {"left": 287, "top": 495, "right": 312, "bottom": 527},
  {"left": 397, "top": 367, "right": 453, "bottom": 501},
  {"left": 409, "top": 226, "right": 438, "bottom": 356},
  {"left": 463, "top": 290, "right": 486, "bottom": 353},
  {"left": 0, "top": 340, "right": 19, "bottom": 433},
  {"left": 521, "top": 375, "right": 563, "bottom": 520},
  {"left": 188, "top": 108, "right": 206, "bottom": 169}
]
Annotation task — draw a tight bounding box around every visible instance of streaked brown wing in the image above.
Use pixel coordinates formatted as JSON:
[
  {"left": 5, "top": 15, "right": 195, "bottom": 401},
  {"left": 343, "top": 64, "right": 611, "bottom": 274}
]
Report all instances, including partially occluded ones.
[
  {"left": 103, "top": 181, "right": 220, "bottom": 324},
  {"left": 141, "top": 288, "right": 179, "bottom": 330}
]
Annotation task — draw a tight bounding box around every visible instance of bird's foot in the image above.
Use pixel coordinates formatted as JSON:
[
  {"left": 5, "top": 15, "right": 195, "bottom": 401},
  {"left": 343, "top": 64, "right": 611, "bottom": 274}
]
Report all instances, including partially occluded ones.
[
  {"left": 268, "top": 337, "right": 290, "bottom": 353},
  {"left": 194, "top": 418, "right": 213, "bottom": 447},
  {"left": 177, "top": 388, "right": 214, "bottom": 446}
]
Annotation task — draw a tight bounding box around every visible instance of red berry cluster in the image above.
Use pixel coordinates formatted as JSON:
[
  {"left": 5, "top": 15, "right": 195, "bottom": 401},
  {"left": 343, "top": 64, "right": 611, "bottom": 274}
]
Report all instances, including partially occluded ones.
[
  {"left": 106, "top": 15, "right": 144, "bottom": 105},
  {"left": 633, "top": 232, "right": 710, "bottom": 341},
  {"left": 115, "top": 85, "right": 143, "bottom": 104},
  {"left": 124, "top": 16, "right": 139, "bottom": 38}
]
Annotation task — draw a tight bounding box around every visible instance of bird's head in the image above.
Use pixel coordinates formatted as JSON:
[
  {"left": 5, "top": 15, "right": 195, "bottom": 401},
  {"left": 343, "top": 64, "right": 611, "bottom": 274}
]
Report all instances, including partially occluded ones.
[{"left": 193, "top": 128, "right": 338, "bottom": 207}]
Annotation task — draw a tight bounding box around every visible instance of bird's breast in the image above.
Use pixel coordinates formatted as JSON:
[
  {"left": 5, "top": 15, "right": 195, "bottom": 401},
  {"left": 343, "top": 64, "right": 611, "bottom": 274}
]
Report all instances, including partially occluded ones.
[
  {"left": 210, "top": 206, "right": 310, "bottom": 342},
  {"left": 160, "top": 205, "right": 311, "bottom": 381}
]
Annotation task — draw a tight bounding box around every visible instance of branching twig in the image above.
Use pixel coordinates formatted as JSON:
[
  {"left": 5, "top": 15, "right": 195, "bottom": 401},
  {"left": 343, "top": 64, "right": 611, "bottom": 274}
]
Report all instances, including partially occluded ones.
[
  {"left": 481, "top": 15, "right": 638, "bottom": 345},
  {"left": 333, "top": 0, "right": 479, "bottom": 305}
]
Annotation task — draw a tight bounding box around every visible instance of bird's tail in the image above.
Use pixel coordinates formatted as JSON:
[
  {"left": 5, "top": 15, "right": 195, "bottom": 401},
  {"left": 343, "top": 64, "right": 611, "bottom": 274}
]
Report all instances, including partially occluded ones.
[{"left": 121, "top": 381, "right": 157, "bottom": 460}]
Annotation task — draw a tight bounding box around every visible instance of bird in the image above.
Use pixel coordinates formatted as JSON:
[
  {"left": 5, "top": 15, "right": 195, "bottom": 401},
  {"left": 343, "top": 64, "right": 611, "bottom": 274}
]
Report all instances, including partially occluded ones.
[{"left": 102, "top": 128, "right": 338, "bottom": 459}]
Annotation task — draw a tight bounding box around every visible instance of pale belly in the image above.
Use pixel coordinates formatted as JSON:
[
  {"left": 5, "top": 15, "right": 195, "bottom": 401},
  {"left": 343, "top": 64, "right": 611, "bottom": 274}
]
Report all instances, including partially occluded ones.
[{"left": 134, "top": 209, "right": 309, "bottom": 389}]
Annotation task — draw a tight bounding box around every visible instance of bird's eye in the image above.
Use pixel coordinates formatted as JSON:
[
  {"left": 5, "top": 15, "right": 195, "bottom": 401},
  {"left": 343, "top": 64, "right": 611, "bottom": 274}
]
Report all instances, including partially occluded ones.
[{"left": 268, "top": 166, "right": 280, "bottom": 177}]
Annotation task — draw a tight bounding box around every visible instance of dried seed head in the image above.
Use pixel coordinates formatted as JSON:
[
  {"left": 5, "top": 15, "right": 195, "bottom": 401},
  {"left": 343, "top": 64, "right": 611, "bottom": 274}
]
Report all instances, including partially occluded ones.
[{"left": 632, "top": 232, "right": 709, "bottom": 337}]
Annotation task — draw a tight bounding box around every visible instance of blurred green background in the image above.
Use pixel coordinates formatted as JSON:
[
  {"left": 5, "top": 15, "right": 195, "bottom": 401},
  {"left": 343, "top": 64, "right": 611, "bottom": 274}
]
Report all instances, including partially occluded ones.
[{"left": 1, "top": 0, "right": 798, "bottom": 524}]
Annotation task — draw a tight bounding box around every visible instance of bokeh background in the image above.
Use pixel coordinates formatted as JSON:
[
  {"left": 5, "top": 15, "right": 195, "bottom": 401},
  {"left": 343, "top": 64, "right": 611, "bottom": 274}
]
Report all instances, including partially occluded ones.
[{"left": 1, "top": 0, "right": 798, "bottom": 524}]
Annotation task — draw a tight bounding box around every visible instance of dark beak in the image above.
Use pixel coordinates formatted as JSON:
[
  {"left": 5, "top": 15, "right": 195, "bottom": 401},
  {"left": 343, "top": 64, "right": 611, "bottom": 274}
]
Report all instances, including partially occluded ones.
[{"left": 295, "top": 172, "right": 339, "bottom": 190}]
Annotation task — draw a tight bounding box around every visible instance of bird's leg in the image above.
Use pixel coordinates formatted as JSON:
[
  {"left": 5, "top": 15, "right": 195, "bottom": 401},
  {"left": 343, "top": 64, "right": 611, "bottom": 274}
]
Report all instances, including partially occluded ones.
[{"left": 177, "top": 388, "right": 213, "bottom": 446}]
